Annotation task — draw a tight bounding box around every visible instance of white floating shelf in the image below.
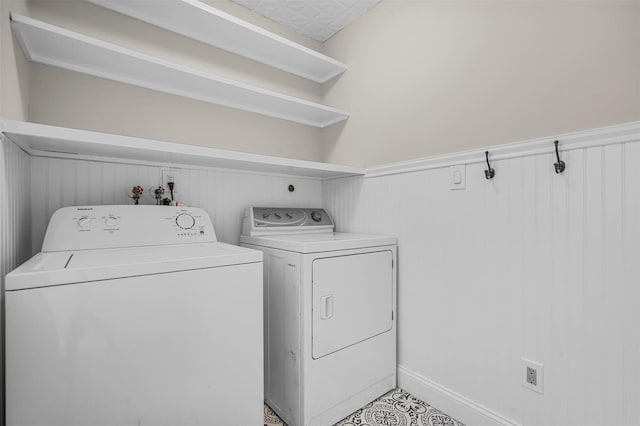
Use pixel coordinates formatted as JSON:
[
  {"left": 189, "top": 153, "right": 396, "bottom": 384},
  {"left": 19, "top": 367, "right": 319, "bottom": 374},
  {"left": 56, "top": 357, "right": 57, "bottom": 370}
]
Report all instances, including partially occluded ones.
[
  {"left": 0, "top": 120, "right": 364, "bottom": 180},
  {"left": 85, "top": 0, "right": 347, "bottom": 84},
  {"left": 10, "top": 14, "right": 349, "bottom": 128}
]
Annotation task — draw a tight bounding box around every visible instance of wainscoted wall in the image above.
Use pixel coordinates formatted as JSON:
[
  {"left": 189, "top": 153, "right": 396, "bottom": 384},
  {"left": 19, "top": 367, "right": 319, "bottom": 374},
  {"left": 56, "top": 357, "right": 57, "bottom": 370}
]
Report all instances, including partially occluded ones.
[
  {"left": 323, "top": 125, "right": 640, "bottom": 426},
  {"left": 29, "top": 156, "right": 322, "bottom": 254},
  {"left": 0, "top": 136, "right": 31, "bottom": 284},
  {"left": 0, "top": 136, "right": 31, "bottom": 423}
]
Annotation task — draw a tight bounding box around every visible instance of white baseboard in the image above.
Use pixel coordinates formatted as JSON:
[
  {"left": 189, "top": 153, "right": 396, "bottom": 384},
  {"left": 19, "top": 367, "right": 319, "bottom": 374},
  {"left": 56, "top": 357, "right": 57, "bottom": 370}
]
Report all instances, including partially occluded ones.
[{"left": 397, "top": 365, "right": 521, "bottom": 426}]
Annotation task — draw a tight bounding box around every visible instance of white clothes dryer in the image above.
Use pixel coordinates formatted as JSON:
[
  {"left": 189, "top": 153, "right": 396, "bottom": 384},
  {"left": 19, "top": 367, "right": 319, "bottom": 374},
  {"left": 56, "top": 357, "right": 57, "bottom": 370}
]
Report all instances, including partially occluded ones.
[
  {"left": 5, "top": 205, "right": 263, "bottom": 426},
  {"left": 241, "top": 207, "right": 397, "bottom": 426}
]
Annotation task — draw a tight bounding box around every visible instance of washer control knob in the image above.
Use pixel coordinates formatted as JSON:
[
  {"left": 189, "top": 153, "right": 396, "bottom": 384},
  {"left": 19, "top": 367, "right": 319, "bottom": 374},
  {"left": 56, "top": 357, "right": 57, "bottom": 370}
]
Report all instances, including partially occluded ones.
[
  {"left": 176, "top": 213, "right": 196, "bottom": 230},
  {"left": 262, "top": 213, "right": 270, "bottom": 219},
  {"left": 104, "top": 216, "right": 118, "bottom": 227},
  {"left": 310, "top": 211, "right": 322, "bottom": 222},
  {"left": 77, "top": 216, "right": 91, "bottom": 228}
]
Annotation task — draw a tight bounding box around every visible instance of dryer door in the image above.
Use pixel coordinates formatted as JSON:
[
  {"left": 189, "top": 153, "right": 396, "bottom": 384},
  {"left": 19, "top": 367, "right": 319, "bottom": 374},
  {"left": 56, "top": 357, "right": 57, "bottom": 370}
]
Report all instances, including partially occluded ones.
[{"left": 312, "top": 250, "right": 393, "bottom": 359}]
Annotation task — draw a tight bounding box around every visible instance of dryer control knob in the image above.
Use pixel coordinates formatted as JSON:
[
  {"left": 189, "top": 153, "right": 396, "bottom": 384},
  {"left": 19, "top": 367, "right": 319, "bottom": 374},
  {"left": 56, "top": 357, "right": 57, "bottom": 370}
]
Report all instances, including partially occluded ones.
[
  {"left": 310, "top": 211, "right": 322, "bottom": 222},
  {"left": 176, "top": 213, "right": 196, "bottom": 230}
]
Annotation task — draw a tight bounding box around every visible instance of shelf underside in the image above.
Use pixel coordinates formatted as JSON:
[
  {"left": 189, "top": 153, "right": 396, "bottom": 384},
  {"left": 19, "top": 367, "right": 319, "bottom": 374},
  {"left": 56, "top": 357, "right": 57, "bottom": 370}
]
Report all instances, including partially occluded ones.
[{"left": 1, "top": 120, "right": 364, "bottom": 179}]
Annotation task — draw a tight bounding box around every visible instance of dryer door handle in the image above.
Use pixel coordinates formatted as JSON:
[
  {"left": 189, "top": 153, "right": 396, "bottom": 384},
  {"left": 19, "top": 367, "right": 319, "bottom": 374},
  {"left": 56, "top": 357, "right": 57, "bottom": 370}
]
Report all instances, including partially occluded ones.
[{"left": 320, "top": 295, "right": 334, "bottom": 320}]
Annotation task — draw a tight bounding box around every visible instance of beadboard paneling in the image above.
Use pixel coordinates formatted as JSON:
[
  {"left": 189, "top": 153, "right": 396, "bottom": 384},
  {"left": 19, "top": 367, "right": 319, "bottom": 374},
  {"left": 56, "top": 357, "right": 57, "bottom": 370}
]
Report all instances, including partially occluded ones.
[
  {"left": 30, "top": 156, "right": 322, "bottom": 253},
  {"left": 0, "top": 136, "right": 32, "bottom": 286},
  {"left": 0, "top": 136, "right": 32, "bottom": 423},
  {"left": 0, "top": 137, "right": 32, "bottom": 275},
  {"left": 323, "top": 140, "right": 640, "bottom": 426}
]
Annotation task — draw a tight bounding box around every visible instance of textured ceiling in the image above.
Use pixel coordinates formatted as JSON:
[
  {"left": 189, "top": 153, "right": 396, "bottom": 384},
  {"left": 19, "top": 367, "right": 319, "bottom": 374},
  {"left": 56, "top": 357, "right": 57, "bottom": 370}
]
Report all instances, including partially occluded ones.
[{"left": 230, "top": 0, "right": 380, "bottom": 42}]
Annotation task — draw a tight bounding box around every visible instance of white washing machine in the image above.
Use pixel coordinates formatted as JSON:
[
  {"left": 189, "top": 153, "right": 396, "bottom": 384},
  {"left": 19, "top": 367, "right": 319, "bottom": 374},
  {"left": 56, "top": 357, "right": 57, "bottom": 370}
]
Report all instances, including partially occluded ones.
[
  {"left": 5, "top": 205, "right": 263, "bottom": 426},
  {"left": 240, "top": 207, "right": 397, "bottom": 426}
]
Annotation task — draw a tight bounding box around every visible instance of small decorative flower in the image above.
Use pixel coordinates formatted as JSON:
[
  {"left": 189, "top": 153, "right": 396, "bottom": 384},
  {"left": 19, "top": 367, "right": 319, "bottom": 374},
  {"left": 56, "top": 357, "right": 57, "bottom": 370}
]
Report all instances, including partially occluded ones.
[{"left": 130, "top": 185, "right": 143, "bottom": 205}]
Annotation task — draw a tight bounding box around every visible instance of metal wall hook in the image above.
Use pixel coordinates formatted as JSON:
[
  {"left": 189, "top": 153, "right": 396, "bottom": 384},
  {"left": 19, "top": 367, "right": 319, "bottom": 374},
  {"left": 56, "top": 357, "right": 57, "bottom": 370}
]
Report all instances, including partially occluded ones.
[
  {"left": 484, "top": 151, "right": 495, "bottom": 179},
  {"left": 554, "top": 140, "right": 566, "bottom": 174}
]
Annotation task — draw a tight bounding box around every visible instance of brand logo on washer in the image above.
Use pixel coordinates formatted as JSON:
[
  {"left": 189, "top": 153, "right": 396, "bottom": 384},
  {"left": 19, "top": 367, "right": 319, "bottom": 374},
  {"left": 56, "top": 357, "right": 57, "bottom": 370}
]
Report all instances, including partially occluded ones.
[{"left": 77, "top": 208, "right": 93, "bottom": 211}]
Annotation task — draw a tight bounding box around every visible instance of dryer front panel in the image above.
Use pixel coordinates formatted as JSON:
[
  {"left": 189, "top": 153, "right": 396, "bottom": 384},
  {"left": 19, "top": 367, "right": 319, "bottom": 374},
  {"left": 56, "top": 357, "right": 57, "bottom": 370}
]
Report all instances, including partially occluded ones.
[{"left": 311, "top": 250, "right": 393, "bottom": 359}]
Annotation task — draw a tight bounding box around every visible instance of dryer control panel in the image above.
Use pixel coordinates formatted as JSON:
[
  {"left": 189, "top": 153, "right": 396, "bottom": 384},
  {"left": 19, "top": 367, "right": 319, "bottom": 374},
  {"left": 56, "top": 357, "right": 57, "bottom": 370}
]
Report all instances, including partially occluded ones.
[
  {"left": 242, "top": 207, "right": 334, "bottom": 236},
  {"left": 42, "top": 205, "right": 217, "bottom": 252}
]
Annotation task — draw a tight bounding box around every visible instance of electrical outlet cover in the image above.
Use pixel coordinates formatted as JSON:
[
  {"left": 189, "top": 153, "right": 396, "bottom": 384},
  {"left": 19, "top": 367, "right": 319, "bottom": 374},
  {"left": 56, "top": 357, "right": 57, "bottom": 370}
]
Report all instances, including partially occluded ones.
[
  {"left": 161, "top": 169, "right": 180, "bottom": 195},
  {"left": 521, "top": 358, "right": 544, "bottom": 394}
]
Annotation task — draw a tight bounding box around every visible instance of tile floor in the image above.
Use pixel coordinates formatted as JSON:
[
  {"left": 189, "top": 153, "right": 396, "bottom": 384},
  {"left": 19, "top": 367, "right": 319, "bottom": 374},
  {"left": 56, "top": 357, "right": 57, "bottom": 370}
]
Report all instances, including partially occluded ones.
[{"left": 263, "top": 388, "right": 465, "bottom": 426}]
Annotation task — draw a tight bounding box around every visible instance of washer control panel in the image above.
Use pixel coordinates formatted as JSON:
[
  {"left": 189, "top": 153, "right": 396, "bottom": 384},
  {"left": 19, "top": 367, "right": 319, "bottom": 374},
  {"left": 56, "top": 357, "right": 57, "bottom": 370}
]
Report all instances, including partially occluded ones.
[
  {"left": 242, "top": 207, "right": 334, "bottom": 236},
  {"left": 43, "top": 205, "right": 217, "bottom": 252}
]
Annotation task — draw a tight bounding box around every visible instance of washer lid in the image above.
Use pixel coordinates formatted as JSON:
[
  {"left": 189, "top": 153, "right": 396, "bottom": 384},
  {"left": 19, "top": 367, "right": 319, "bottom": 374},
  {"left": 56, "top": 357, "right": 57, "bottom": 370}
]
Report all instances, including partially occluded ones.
[
  {"left": 5, "top": 242, "right": 262, "bottom": 291},
  {"left": 240, "top": 232, "right": 396, "bottom": 253}
]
